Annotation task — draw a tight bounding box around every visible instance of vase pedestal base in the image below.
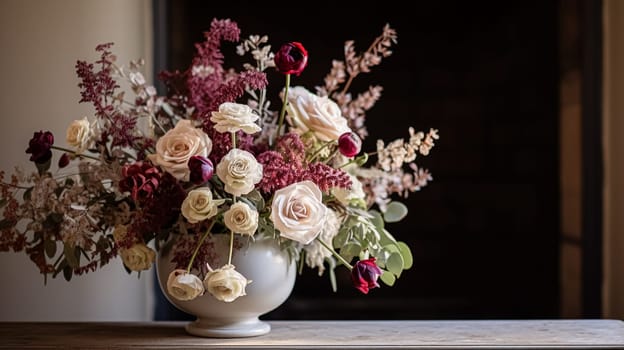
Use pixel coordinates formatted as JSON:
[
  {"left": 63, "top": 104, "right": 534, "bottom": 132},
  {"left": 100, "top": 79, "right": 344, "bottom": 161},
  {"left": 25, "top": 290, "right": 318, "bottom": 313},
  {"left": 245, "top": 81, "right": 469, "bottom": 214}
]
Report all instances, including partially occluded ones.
[{"left": 185, "top": 317, "right": 271, "bottom": 338}]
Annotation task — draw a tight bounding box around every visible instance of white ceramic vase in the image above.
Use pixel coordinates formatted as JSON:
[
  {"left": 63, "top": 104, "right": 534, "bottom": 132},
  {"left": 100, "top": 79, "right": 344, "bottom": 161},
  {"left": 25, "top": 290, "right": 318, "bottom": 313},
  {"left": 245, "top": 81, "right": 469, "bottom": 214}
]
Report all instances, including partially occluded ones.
[{"left": 156, "top": 234, "right": 296, "bottom": 338}]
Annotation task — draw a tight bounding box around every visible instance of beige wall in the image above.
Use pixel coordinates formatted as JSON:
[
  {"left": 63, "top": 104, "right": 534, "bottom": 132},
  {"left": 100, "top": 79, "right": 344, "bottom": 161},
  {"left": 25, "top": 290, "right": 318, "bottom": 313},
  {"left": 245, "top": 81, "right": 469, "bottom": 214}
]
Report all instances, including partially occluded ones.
[
  {"left": 603, "top": 0, "right": 624, "bottom": 320},
  {"left": 0, "top": 0, "right": 154, "bottom": 321}
]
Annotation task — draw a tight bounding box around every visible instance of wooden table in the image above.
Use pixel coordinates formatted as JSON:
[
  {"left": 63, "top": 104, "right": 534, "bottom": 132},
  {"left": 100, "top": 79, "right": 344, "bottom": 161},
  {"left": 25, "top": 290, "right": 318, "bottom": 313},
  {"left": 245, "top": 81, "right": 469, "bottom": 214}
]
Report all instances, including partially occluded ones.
[{"left": 1, "top": 320, "right": 623, "bottom": 349}]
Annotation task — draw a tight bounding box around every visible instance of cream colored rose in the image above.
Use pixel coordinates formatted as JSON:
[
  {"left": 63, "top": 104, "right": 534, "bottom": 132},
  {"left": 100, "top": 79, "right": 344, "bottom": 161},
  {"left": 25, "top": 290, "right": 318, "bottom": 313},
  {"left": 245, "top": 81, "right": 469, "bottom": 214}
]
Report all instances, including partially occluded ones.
[
  {"left": 181, "top": 187, "right": 225, "bottom": 224},
  {"left": 332, "top": 174, "right": 365, "bottom": 206},
  {"left": 224, "top": 202, "right": 258, "bottom": 236},
  {"left": 285, "top": 86, "right": 352, "bottom": 142},
  {"left": 148, "top": 119, "right": 212, "bottom": 181},
  {"left": 66, "top": 117, "right": 92, "bottom": 153},
  {"left": 270, "top": 180, "right": 328, "bottom": 244},
  {"left": 216, "top": 149, "right": 263, "bottom": 196},
  {"left": 166, "top": 269, "right": 205, "bottom": 301},
  {"left": 210, "top": 102, "right": 262, "bottom": 134},
  {"left": 203, "top": 264, "right": 250, "bottom": 302},
  {"left": 119, "top": 243, "right": 155, "bottom": 271}
]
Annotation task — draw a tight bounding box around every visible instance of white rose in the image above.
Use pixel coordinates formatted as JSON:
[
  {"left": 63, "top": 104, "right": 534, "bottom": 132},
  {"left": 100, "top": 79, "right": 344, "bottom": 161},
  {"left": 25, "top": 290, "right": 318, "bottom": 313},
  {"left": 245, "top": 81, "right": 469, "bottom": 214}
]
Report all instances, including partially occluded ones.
[
  {"left": 332, "top": 174, "right": 365, "bottom": 206},
  {"left": 216, "top": 149, "right": 263, "bottom": 196},
  {"left": 66, "top": 117, "right": 92, "bottom": 153},
  {"left": 166, "top": 269, "right": 205, "bottom": 301},
  {"left": 119, "top": 243, "right": 155, "bottom": 271},
  {"left": 148, "top": 119, "right": 213, "bottom": 181},
  {"left": 210, "top": 102, "right": 262, "bottom": 134},
  {"left": 270, "top": 180, "right": 328, "bottom": 244},
  {"left": 224, "top": 202, "right": 259, "bottom": 236},
  {"left": 203, "top": 264, "right": 250, "bottom": 302},
  {"left": 181, "top": 187, "right": 225, "bottom": 224},
  {"left": 285, "top": 86, "right": 352, "bottom": 142}
]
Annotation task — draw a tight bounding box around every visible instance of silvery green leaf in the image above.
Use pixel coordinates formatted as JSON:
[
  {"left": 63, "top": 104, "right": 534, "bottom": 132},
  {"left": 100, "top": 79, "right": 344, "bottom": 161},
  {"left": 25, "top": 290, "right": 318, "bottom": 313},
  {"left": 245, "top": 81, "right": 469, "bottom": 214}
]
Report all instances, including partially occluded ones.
[
  {"left": 397, "top": 241, "right": 414, "bottom": 270},
  {"left": 383, "top": 201, "right": 408, "bottom": 223},
  {"left": 44, "top": 239, "right": 56, "bottom": 258},
  {"left": 368, "top": 209, "right": 384, "bottom": 230},
  {"left": 64, "top": 243, "right": 80, "bottom": 268},
  {"left": 380, "top": 270, "right": 396, "bottom": 286},
  {"left": 386, "top": 252, "right": 404, "bottom": 277}
]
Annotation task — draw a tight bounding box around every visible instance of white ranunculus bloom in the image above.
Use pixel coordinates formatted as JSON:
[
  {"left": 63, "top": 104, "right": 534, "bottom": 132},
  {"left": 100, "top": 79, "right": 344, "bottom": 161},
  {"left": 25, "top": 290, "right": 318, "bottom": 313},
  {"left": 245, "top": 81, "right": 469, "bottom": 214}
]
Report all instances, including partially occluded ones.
[
  {"left": 203, "top": 264, "right": 250, "bottom": 302},
  {"left": 216, "top": 149, "right": 263, "bottom": 196},
  {"left": 148, "top": 119, "right": 213, "bottom": 181},
  {"left": 332, "top": 173, "right": 366, "bottom": 206},
  {"left": 285, "top": 86, "right": 352, "bottom": 142},
  {"left": 119, "top": 243, "right": 156, "bottom": 271},
  {"left": 304, "top": 208, "right": 342, "bottom": 275},
  {"left": 224, "top": 202, "right": 258, "bottom": 236},
  {"left": 66, "top": 117, "right": 92, "bottom": 153},
  {"left": 181, "top": 187, "right": 225, "bottom": 224},
  {"left": 270, "top": 180, "right": 328, "bottom": 244},
  {"left": 210, "top": 102, "right": 262, "bottom": 134},
  {"left": 167, "top": 269, "right": 205, "bottom": 301}
]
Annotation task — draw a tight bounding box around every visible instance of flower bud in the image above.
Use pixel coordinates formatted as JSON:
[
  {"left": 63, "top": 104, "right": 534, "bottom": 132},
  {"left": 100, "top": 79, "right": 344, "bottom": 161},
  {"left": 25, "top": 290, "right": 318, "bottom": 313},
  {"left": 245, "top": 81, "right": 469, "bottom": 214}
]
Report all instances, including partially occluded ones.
[
  {"left": 274, "top": 42, "right": 308, "bottom": 76},
  {"left": 58, "top": 153, "right": 70, "bottom": 168},
  {"left": 188, "top": 155, "right": 214, "bottom": 184},
  {"left": 338, "top": 132, "right": 362, "bottom": 158},
  {"left": 351, "top": 257, "right": 382, "bottom": 294}
]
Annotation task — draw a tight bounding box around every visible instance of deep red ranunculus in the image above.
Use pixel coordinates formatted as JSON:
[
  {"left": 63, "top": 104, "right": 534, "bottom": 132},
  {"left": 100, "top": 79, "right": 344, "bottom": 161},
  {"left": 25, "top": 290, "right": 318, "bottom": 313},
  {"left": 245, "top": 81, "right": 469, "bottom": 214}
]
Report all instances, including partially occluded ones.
[
  {"left": 351, "top": 257, "right": 382, "bottom": 294},
  {"left": 338, "top": 132, "right": 362, "bottom": 158},
  {"left": 274, "top": 42, "right": 308, "bottom": 76},
  {"left": 25, "top": 131, "right": 54, "bottom": 164},
  {"left": 188, "top": 155, "right": 214, "bottom": 184},
  {"left": 119, "top": 162, "right": 161, "bottom": 202}
]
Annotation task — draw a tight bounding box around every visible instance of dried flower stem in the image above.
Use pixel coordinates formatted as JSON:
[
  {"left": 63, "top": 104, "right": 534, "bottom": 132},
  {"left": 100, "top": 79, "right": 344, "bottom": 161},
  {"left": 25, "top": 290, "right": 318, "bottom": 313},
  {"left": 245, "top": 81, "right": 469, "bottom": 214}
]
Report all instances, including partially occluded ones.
[{"left": 317, "top": 237, "right": 352, "bottom": 271}]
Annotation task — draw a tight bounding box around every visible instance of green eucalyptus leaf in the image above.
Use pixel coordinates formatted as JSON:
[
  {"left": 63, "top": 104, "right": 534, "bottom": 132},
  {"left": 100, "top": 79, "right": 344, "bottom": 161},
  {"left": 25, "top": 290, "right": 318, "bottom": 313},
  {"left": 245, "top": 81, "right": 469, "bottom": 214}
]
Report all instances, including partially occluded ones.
[
  {"left": 386, "top": 252, "right": 404, "bottom": 277},
  {"left": 397, "top": 241, "right": 414, "bottom": 270},
  {"left": 44, "top": 239, "right": 57, "bottom": 258},
  {"left": 382, "top": 244, "right": 401, "bottom": 254},
  {"left": 340, "top": 242, "right": 362, "bottom": 259},
  {"left": 333, "top": 227, "right": 350, "bottom": 247},
  {"left": 368, "top": 209, "right": 384, "bottom": 230},
  {"left": 64, "top": 243, "right": 80, "bottom": 268},
  {"left": 380, "top": 270, "right": 396, "bottom": 286},
  {"left": 383, "top": 201, "right": 408, "bottom": 223},
  {"left": 379, "top": 228, "right": 398, "bottom": 246},
  {"left": 62, "top": 265, "right": 73, "bottom": 282}
]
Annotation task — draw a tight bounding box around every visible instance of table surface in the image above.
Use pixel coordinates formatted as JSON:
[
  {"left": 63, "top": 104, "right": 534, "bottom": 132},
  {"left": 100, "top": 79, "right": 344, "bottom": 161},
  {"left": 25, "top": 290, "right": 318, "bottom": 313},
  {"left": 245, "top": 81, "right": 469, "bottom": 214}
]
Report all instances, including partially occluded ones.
[{"left": 1, "top": 320, "right": 624, "bottom": 349}]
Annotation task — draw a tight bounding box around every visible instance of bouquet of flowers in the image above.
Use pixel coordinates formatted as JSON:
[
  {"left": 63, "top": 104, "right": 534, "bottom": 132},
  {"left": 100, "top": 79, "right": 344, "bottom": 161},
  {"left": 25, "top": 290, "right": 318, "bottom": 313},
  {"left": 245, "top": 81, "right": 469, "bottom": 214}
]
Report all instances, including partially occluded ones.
[{"left": 0, "top": 18, "right": 438, "bottom": 303}]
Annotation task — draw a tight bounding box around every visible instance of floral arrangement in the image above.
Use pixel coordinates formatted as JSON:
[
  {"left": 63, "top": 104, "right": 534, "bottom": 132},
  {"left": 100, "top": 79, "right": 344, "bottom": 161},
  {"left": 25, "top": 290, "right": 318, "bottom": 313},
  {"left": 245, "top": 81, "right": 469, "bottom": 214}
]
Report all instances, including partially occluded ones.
[{"left": 0, "top": 19, "right": 438, "bottom": 302}]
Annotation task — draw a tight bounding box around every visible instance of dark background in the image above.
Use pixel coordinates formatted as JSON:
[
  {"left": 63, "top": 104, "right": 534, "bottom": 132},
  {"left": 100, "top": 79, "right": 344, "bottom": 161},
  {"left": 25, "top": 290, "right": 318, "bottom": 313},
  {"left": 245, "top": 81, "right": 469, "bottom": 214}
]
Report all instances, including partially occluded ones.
[{"left": 155, "top": 0, "right": 565, "bottom": 320}]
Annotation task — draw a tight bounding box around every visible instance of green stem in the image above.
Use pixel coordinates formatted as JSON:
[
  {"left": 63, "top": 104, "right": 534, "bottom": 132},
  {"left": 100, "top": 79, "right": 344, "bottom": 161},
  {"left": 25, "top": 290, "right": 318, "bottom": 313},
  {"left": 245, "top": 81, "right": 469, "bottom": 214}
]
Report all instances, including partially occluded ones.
[
  {"left": 317, "top": 238, "right": 353, "bottom": 271},
  {"left": 51, "top": 146, "right": 99, "bottom": 161},
  {"left": 231, "top": 131, "right": 237, "bottom": 149},
  {"left": 186, "top": 221, "right": 216, "bottom": 273},
  {"left": 227, "top": 229, "right": 235, "bottom": 266},
  {"left": 276, "top": 73, "right": 291, "bottom": 140}
]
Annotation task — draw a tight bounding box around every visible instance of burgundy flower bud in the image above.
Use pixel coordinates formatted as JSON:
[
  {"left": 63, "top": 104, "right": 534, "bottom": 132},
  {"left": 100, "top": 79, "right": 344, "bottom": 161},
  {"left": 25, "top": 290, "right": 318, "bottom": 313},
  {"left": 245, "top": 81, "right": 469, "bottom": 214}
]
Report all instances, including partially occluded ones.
[
  {"left": 188, "top": 155, "right": 214, "bottom": 185},
  {"left": 119, "top": 161, "right": 161, "bottom": 202},
  {"left": 351, "top": 257, "right": 382, "bottom": 294},
  {"left": 338, "top": 132, "right": 362, "bottom": 158},
  {"left": 274, "top": 42, "right": 308, "bottom": 76},
  {"left": 58, "top": 153, "right": 70, "bottom": 168},
  {"left": 25, "top": 130, "right": 54, "bottom": 164}
]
